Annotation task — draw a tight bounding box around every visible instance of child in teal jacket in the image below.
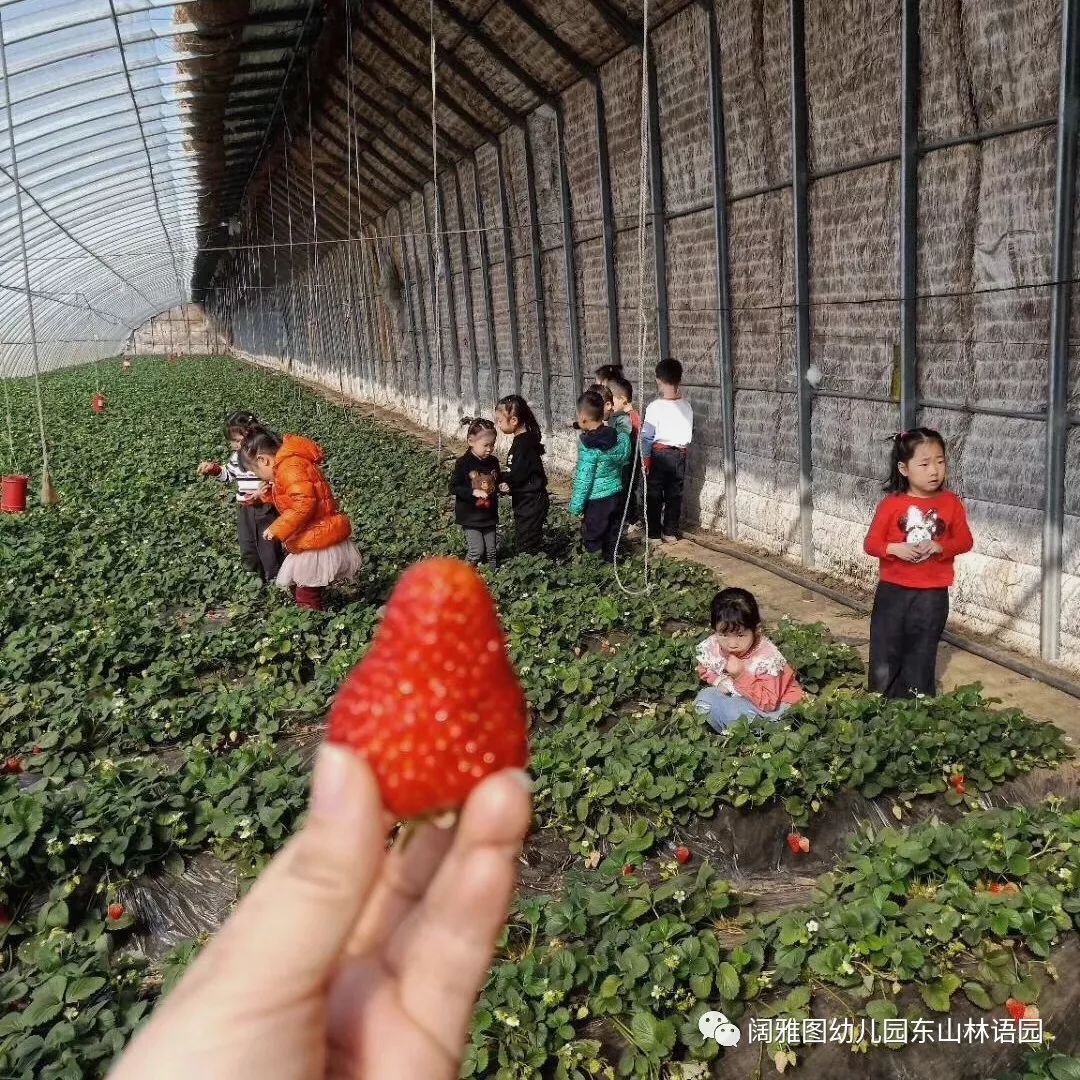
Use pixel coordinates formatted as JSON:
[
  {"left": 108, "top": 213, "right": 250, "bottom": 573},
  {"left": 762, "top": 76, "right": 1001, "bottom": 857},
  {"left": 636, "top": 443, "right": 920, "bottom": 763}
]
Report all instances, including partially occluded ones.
[{"left": 569, "top": 390, "right": 631, "bottom": 561}]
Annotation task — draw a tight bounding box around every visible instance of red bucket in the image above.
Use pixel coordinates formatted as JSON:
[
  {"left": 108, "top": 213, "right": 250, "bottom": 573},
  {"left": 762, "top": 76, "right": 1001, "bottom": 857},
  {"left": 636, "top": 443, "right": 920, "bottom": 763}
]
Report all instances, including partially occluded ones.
[{"left": 1, "top": 475, "right": 28, "bottom": 513}]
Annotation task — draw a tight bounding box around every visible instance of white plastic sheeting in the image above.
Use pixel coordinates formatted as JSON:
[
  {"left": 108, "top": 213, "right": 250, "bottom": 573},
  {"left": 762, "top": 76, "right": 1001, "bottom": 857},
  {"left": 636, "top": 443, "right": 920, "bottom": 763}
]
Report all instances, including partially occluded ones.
[{"left": 0, "top": 0, "right": 198, "bottom": 376}]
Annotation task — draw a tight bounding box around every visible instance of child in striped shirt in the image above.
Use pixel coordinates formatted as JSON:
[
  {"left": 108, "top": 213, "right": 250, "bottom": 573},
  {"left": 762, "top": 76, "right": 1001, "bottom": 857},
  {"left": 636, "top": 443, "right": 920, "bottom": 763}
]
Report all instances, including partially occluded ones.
[{"left": 197, "top": 410, "right": 284, "bottom": 582}]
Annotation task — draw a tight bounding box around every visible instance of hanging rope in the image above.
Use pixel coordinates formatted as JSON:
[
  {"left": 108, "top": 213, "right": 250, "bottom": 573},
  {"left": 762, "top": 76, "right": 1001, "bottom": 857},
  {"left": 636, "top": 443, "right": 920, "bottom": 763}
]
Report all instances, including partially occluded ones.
[
  {"left": 430, "top": 0, "right": 445, "bottom": 466},
  {"left": 0, "top": 11, "right": 56, "bottom": 504},
  {"left": 611, "top": 0, "right": 652, "bottom": 596}
]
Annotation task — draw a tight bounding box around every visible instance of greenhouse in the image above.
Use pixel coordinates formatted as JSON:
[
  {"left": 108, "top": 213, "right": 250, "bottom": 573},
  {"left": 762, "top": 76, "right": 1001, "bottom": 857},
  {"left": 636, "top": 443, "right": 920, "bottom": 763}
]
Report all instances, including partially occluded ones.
[{"left": 2, "top": 0, "right": 1080, "bottom": 1076}]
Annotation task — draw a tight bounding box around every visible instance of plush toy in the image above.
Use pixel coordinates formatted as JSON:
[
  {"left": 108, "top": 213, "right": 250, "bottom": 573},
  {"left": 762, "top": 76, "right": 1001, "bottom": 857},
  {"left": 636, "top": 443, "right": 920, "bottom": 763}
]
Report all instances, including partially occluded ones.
[{"left": 469, "top": 469, "right": 497, "bottom": 509}]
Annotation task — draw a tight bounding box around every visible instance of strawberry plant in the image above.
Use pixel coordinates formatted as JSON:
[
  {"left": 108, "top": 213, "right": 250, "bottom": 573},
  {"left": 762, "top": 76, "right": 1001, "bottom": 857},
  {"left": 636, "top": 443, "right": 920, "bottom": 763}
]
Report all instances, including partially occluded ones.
[{"left": 0, "top": 357, "right": 1073, "bottom": 1076}]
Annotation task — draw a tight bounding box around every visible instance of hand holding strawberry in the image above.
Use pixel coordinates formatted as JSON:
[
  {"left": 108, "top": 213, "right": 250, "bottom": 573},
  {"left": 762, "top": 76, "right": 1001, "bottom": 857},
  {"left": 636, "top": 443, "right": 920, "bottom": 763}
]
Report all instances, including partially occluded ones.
[{"left": 108, "top": 561, "right": 533, "bottom": 1080}]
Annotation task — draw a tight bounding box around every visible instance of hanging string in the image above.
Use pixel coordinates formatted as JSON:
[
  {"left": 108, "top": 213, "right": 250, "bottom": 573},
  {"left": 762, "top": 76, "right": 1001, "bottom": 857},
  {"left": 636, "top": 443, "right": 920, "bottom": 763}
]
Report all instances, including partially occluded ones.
[
  {"left": 0, "top": 11, "right": 55, "bottom": 503},
  {"left": 611, "top": 0, "right": 652, "bottom": 596},
  {"left": 430, "top": 0, "right": 444, "bottom": 466}
]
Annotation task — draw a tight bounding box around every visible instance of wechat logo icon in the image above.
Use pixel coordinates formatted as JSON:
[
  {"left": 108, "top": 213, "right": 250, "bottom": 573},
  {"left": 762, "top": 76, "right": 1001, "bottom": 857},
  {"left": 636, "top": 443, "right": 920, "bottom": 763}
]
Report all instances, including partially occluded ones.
[{"left": 698, "top": 1010, "right": 741, "bottom": 1047}]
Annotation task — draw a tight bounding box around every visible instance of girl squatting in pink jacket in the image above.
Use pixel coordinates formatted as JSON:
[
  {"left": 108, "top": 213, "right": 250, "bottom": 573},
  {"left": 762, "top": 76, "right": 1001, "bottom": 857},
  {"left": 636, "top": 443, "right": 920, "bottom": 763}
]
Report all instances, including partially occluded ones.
[{"left": 694, "top": 588, "right": 804, "bottom": 732}]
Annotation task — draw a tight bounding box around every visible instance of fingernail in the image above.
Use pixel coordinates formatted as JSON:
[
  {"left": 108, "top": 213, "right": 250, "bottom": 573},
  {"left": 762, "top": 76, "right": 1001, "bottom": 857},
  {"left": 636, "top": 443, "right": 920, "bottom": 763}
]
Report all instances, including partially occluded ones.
[
  {"left": 504, "top": 768, "right": 534, "bottom": 792},
  {"left": 310, "top": 744, "right": 353, "bottom": 818}
]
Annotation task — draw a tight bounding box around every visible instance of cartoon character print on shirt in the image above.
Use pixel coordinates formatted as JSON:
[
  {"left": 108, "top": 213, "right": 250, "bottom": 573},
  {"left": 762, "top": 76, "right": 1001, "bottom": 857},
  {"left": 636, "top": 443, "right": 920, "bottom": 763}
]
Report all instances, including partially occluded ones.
[{"left": 899, "top": 505, "right": 945, "bottom": 545}]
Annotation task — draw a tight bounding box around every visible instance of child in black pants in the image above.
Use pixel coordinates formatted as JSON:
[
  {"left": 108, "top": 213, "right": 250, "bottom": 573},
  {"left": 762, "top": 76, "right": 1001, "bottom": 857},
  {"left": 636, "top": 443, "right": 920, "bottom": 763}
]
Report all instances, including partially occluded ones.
[
  {"left": 496, "top": 395, "right": 549, "bottom": 555},
  {"left": 451, "top": 418, "right": 500, "bottom": 567},
  {"left": 641, "top": 358, "right": 694, "bottom": 542},
  {"left": 568, "top": 391, "right": 630, "bottom": 561}
]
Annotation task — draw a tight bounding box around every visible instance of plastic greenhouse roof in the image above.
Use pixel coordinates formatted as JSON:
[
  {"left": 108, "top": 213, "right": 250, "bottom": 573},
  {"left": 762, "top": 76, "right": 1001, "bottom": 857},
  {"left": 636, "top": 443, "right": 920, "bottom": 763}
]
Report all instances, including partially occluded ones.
[{"left": 0, "top": 0, "right": 200, "bottom": 376}]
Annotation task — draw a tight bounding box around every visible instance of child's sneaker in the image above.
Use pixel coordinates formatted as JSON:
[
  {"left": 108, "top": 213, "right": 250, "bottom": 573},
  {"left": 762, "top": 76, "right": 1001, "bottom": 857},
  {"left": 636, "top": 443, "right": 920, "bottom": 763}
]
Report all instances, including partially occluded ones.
[{"left": 661, "top": 534, "right": 680, "bottom": 544}]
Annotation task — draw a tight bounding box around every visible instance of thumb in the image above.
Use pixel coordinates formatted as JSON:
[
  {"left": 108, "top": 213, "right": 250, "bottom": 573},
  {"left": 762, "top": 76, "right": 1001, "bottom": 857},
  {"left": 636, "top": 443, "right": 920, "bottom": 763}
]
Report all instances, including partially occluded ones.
[{"left": 202, "top": 745, "right": 386, "bottom": 997}]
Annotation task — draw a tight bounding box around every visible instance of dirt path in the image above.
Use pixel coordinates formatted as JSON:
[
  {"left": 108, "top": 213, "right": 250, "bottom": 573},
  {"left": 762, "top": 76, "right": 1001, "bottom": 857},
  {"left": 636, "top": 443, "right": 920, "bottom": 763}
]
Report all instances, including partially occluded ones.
[{"left": 298, "top": 384, "right": 1080, "bottom": 740}]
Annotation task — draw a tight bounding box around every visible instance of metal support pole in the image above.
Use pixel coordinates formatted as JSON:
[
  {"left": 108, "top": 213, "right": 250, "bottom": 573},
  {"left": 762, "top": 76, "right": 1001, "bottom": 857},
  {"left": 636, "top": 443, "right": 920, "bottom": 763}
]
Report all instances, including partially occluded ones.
[
  {"left": 788, "top": 0, "right": 815, "bottom": 567},
  {"left": 1041, "top": 0, "right": 1080, "bottom": 662},
  {"left": 555, "top": 102, "right": 584, "bottom": 394},
  {"left": 473, "top": 158, "right": 500, "bottom": 412},
  {"left": 899, "top": 0, "right": 920, "bottom": 430},
  {"left": 420, "top": 188, "right": 444, "bottom": 423},
  {"left": 435, "top": 178, "right": 462, "bottom": 409},
  {"left": 405, "top": 202, "right": 433, "bottom": 402},
  {"left": 704, "top": 0, "right": 738, "bottom": 540},
  {"left": 495, "top": 139, "right": 522, "bottom": 395},
  {"left": 646, "top": 44, "right": 670, "bottom": 361},
  {"left": 594, "top": 78, "right": 621, "bottom": 371},
  {"left": 0, "top": 11, "right": 50, "bottom": 480},
  {"left": 522, "top": 122, "right": 553, "bottom": 431},
  {"left": 452, "top": 167, "right": 482, "bottom": 416}
]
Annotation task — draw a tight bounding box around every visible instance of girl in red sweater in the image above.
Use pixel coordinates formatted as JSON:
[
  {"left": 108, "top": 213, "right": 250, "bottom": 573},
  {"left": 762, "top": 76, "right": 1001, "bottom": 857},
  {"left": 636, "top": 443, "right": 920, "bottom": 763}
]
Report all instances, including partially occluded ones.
[{"left": 864, "top": 428, "right": 973, "bottom": 698}]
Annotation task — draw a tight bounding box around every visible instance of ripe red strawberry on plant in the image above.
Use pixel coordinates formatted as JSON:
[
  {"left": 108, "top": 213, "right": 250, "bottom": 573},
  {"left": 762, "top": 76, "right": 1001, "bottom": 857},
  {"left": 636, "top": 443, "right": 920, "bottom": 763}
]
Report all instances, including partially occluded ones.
[
  {"left": 621, "top": 864, "right": 635, "bottom": 877},
  {"left": 327, "top": 557, "right": 528, "bottom": 819},
  {"left": 787, "top": 832, "right": 810, "bottom": 855},
  {"left": 4, "top": 757, "right": 22, "bottom": 775},
  {"left": 675, "top": 846, "right": 691, "bottom": 865},
  {"left": 1005, "top": 999, "right": 1026, "bottom": 1021},
  {"left": 949, "top": 773, "right": 966, "bottom": 795},
  {"left": 107, "top": 903, "right": 124, "bottom": 921}
]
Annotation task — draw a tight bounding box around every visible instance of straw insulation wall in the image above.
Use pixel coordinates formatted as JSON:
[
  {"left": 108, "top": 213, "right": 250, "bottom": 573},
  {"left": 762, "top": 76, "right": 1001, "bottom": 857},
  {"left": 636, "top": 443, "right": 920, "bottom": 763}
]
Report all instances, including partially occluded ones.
[{"left": 222, "top": 0, "right": 1080, "bottom": 673}]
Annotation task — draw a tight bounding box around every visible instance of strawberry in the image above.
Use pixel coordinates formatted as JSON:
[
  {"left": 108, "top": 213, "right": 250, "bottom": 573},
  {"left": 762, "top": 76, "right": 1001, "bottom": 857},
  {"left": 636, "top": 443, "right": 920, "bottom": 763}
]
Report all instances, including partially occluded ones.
[
  {"left": 621, "top": 864, "right": 635, "bottom": 877},
  {"left": 675, "top": 846, "right": 691, "bottom": 865},
  {"left": 988, "top": 883, "right": 1004, "bottom": 894},
  {"left": 1003, "top": 882, "right": 1021, "bottom": 894},
  {"left": 4, "top": 757, "right": 22, "bottom": 775},
  {"left": 949, "top": 773, "right": 966, "bottom": 795},
  {"left": 327, "top": 558, "right": 528, "bottom": 819},
  {"left": 107, "top": 903, "right": 124, "bottom": 921},
  {"left": 787, "top": 833, "right": 807, "bottom": 855},
  {"left": 1005, "top": 999, "right": 1026, "bottom": 1021},
  {"left": 1023, "top": 1005, "right": 1040, "bottom": 1021}
]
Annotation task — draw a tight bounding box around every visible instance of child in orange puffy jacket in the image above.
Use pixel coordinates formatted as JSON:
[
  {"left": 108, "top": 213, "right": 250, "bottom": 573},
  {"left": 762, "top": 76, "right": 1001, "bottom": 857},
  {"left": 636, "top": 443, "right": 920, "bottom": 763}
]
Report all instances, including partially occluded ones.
[{"left": 241, "top": 430, "right": 361, "bottom": 610}]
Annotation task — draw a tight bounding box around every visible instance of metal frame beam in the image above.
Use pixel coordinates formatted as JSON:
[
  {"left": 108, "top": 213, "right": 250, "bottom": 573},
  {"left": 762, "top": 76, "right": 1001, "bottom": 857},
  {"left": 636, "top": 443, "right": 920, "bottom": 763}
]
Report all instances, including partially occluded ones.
[
  {"left": 594, "top": 78, "right": 620, "bottom": 370},
  {"left": 473, "top": 157, "right": 499, "bottom": 410},
  {"left": 430, "top": 0, "right": 553, "bottom": 104},
  {"left": 703, "top": 0, "right": 737, "bottom": 540},
  {"left": 646, "top": 44, "right": 669, "bottom": 361},
  {"left": 452, "top": 166, "right": 481, "bottom": 415},
  {"left": 583, "top": 0, "right": 641, "bottom": 45},
  {"left": 406, "top": 197, "right": 434, "bottom": 401},
  {"left": 1041, "top": 0, "right": 1080, "bottom": 661},
  {"left": 899, "top": 0, "right": 919, "bottom": 430},
  {"left": 500, "top": 0, "right": 595, "bottom": 80},
  {"left": 434, "top": 178, "right": 462, "bottom": 414},
  {"left": 362, "top": 23, "right": 496, "bottom": 140},
  {"left": 369, "top": 0, "right": 520, "bottom": 123},
  {"left": 345, "top": 59, "right": 472, "bottom": 157},
  {"left": 495, "top": 139, "right": 522, "bottom": 394},
  {"left": 555, "top": 102, "right": 583, "bottom": 392},
  {"left": 788, "top": 0, "right": 814, "bottom": 567},
  {"left": 522, "top": 122, "right": 553, "bottom": 429}
]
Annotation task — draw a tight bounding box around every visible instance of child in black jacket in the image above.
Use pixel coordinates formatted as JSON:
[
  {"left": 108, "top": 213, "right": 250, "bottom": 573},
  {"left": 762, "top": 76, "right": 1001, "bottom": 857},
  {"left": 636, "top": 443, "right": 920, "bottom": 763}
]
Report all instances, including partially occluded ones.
[
  {"left": 451, "top": 418, "right": 500, "bottom": 566},
  {"left": 496, "top": 395, "right": 549, "bottom": 555}
]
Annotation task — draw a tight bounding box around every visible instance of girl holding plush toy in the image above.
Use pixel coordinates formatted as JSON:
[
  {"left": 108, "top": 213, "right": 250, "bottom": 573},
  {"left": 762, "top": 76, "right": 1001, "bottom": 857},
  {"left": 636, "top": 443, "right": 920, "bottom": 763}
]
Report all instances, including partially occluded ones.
[
  {"left": 863, "top": 428, "right": 972, "bottom": 699},
  {"left": 452, "top": 418, "right": 500, "bottom": 567}
]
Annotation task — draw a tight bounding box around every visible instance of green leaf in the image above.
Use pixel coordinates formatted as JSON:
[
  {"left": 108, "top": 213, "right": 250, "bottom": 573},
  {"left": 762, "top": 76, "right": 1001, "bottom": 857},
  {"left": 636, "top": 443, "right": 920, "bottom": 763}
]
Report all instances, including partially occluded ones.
[
  {"left": 1048, "top": 1058, "right": 1080, "bottom": 1080},
  {"left": 629, "top": 1010, "right": 659, "bottom": 1056},
  {"left": 962, "top": 982, "right": 993, "bottom": 1011},
  {"left": 866, "top": 999, "right": 898, "bottom": 1022},
  {"left": 716, "top": 962, "right": 739, "bottom": 1000},
  {"left": 66, "top": 976, "right": 106, "bottom": 1003}
]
